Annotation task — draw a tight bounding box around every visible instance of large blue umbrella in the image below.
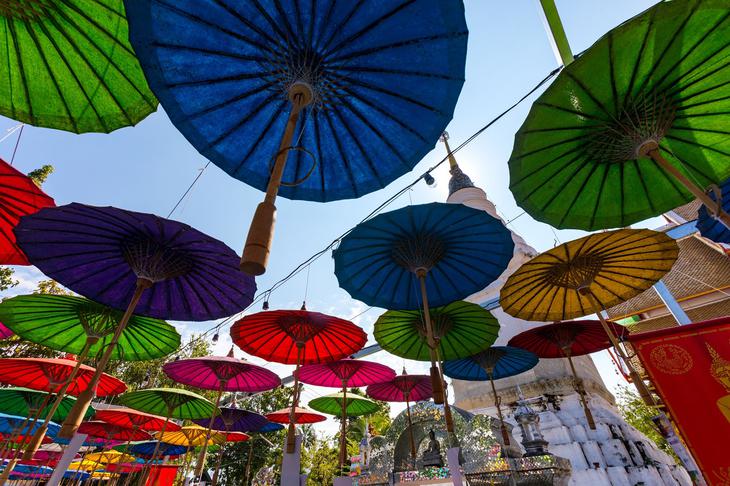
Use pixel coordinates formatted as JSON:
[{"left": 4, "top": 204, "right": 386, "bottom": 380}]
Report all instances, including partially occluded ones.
[
  {"left": 697, "top": 177, "right": 730, "bottom": 244},
  {"left": 129, "top": 441, "right": 188, "bottom": 459},
  {"left": 124, "top": 0, "right": 468, "bottom": 275},
  {"left": 443, "top": 346, "right": 538, "bottom": 446},
  {"left": 0, "top": 413, "right": 60, "bottom": 438},
  {"left": 334, "top": 202, "right": 514, "bottom": 403}
]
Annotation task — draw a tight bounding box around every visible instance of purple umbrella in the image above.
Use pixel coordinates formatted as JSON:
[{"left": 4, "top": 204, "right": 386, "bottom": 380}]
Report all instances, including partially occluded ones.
[
  {"left": 163, "top": 348, "right": 280, "bottom": 480},
  {"left": 14, "top": 203, "right": 256, "bottom": 443}
]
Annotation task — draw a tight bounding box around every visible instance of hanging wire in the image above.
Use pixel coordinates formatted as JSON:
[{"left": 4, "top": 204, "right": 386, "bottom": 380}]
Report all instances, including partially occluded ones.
[
  {"left": 167, "top": 161, "right": 211, "bottom": 218},
  {"left": 171, "top": 66, "right": 562, "bottom": 357},
  {"left": 10, "top": 124, "right": 24, "bottom": 165},
  {"left": 0, "top": 124, "right": 23, "bottom": 145}
]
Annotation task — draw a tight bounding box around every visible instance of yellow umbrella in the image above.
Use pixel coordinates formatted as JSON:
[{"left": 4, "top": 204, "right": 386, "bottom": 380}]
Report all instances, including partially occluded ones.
[
  {"left": 91, "top": 471, "right": 114, "bottom": 480},
  {"left": 85, "top": 450, "right": 136, "bottom": 465},
  {"left": 68, "top": 460, "right": 103, "bottom": 472},
  {"left": 156, "top": 425, "right": 226, "bottom": 447},
  {"left": 500, "top": 228, "right": 678, "bottom": 403}
]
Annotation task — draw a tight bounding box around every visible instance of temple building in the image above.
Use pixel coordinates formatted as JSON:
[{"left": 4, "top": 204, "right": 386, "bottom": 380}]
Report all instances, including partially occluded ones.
[{"left": 440, "top": 134, "right": 693, "bottom": 486}]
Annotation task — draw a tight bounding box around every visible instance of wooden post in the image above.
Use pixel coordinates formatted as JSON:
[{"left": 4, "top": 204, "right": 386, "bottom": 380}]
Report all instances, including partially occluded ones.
[
  {"left": 59, "top": 279, "right": 152, "bottom": 439},
  {"left": 488, "top": 372, "right": 510, "bottom": 447},
  {"left": 194, "top": 382, "right": 225, "bottom": 479},
  {"left": 287, "top": 345, "right": 304, "bottom": 453},
  {"left": 339, "top": 382, "right": 348, "bottom": 473},
  {"left": 416, "top": 269, "right": 445, "bottom": 404},
  {"left": 641, "top": 141, "right": 730, "bottom": 230},
  {"left": 405, "top": 395, "right": 416, "bottom": 468},
  {"left": 565, "top": 351, "right": 596, "bottom": 429},
  {"left": 241, "top": 82, "right": 314, "bottom": 276}
]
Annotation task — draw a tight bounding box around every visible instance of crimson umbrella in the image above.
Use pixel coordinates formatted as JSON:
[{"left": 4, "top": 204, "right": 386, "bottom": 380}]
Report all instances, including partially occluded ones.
[
  {"left": 367, "top": 371, "right": 432, "bottom": 467},
  {"left": 508, "top": 320, "right": 623, "bottom": 430},
  {"left": 78, "top": 421, "right": 151, "bottom": 443},
  {"left": 93, "top": 408, "right": 180, "bottom": 433},
  {"left": 299, "top": 359, "right": 394, "bottom": 471},
  {"left": 163, "top": 347, "right": 280, "bottom": 479},
  {"left": 0, "top": 158, "right": 55, "bottom": 265},
  {"left": 231, "top": 309, "right": 366, "bottom": 451},
  {"left": 14, "top": 202, "right": 256, "bottom": 439},
  {"left": 0, "top": 323, "right": 12, "bottom": 340},
  {"left": 265, "top": 408, "right": 326, "bottom": 425}
]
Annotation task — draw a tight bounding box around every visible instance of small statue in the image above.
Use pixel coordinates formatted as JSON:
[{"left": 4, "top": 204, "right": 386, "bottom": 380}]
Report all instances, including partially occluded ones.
[{"left": 421, "top": 429, "right": 443, "bottom": 467}]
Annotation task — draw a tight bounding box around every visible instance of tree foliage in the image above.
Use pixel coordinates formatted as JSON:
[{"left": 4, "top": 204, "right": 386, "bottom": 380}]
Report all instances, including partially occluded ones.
[
  {"left": 26, "top": 164, "right": 54, "bottom": 187},
  {"left": 616, "top": 385, "right": 675, "bottom": 458},
  {"left": 304, "top": 437, "right": 340, "bottom": 485},
  {"left": 33, "top": 279, "right": 72, "bottom": 295},
  {"left": 0, "top": 267, "right": 18, "bottom": 292}
]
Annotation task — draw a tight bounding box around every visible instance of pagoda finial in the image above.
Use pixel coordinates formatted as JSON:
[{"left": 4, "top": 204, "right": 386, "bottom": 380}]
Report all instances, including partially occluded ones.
[
  {"left": 227, "top": 346, "right": 235, "bottom": 358},
  {"left": 440, "top": 131, "right": 474, "bottom": 196}
]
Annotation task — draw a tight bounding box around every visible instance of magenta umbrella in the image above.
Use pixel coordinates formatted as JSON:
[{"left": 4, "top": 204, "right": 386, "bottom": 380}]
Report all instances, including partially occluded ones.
[
  {"left": 0, "top": 323, "right": 13, "bottom": 340},
  {"left": 367, "top": 372, "right": 432, "bottom": 466},
  {"left": 298, "top": 359, "right": 395, "bottom": 471},
  {"left": 163, "top": 347, "right": 280, "bottom": 479}
]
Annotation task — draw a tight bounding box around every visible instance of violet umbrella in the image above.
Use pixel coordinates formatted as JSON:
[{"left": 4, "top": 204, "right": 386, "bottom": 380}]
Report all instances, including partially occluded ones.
[
  {"left": 163, "top": 347, "right": 280, "bottom": 480},
  {"left": 366, "top": 371, "right": 432, "bottom": 467},
  {"left": 14, "top": 202, "right": 256, "bottom": 440},
  {"left": 298, "top": 359, "right": 394, "bottom": 471}
]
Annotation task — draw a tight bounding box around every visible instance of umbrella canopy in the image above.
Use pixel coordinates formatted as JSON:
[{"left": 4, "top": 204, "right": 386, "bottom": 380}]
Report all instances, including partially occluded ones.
[
  {"left": 128, "top": 441, "right": 187, "bottom": 459},
  {"left": 94, "top": 407, "right": 180, "bottom": 433},
  {"left": 265, "top": 407, "right": 326, "bottom": 425},
  {"left": 0, "top": 294, "right": 180, "bottom": 361},
  {"left": 0, "top": 0, "right": 157, "bottom": 133},
  {"left": 0, "top": 433, "right": 52, "bottom": 446},
  {"left": 119, "top": 388, "right": 218, "bottom": 421},
  {"left": 231, "top": 310, "right": 366, "bottom": 365},
  {"left": 224, "top": 432, "right": 249, "bottom": 443},
  {"left": 298, "top": 359, "right": 395, "bottom": 388},
  {"left": 123, "top": 0, "right": 467, "bottom": 203},
  {"left": 67, "top": 460, "right": 102, "bottom": 472},
  {"left": 156, "top": 425, "right": 226, "bottom": 447},
  {"left": 509, "top": 0, "right": 730, "bottom": 231},
  {"left": 334, "top": 202, "right": 514, "bottom": 310},
  {"left": 0, "top": 323, "right": 12, "bottom": 339},
  {"left": 0, "top": 158, "right": 54, "bottom": 265},
  {"left": 84, "top": 451, "right": 136, "bottom": 465},
  {"left": 366, "top": 374, "right": 432, "bottom": 403},
  {"left": 163, "top": 350, "right": 280, "bottom": 392},
  {"left": 698, "top": 177, "right": 730, "bottom": 244},
  {"left": 191, "top": 408, "right": 268, "bottom": 434},
  {"left": 500, "top": 229, "right": 679, "bottom": 322},
  {"left": 0, "top": 357, "right": 126, "bottom": 396},
  {"left": 14, "top": 203, "right": 256, "bottom": 321},
  {"left": 374, "top": 300, "right": 500, "bottom": 361},
  {"left": 443, "top": 347, "right": 539, "bottom": 381},
  {"left": 253, "top": 422, "right": 285, "bottom": 434},
  {"left": 0, "top": 387, "right": 94, "bottom": 423},
  {"left": 508, "top": 320, "right": 622, "bottom": 358},
  {"left": 0, "top": 413, "right": 60, "bottom": 439},
  {"left": 78, "top": 421, "right": 151, "bottom": 442},
  {"left": 308, "top": 393, "right": 380, "bottom": 417}
]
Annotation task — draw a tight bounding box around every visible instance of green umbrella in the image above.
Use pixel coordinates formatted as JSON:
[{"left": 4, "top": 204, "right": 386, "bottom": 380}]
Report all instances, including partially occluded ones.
[
  {"left": 0, "top": 387, "right": 94, "bottom": 423},
  {"left": 509, "top": 0, "right": 730, "bottom": 231},
  {"left": 0, "top": 294, "right": 180, "bottom": 361},
  {"left": 119, "top": 388, "right": 217, "bottom": 421},
  {"left": 374, "top": 301, "right": 499, "bottom": 362},
  {"left": 308, "top": 393, "right": 380, "bottom": 417},
  {"left": 0, "top": 0, "right": 157, "bottom": 133}
]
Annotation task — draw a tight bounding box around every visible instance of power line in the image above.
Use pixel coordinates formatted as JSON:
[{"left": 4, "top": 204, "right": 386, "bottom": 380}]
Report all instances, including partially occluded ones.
[
  {"left": 174, "top": 66, "right": 562, "bottom": 355},
  {"left": 167, "top": 160, "right": 211, "bottom": 218}
]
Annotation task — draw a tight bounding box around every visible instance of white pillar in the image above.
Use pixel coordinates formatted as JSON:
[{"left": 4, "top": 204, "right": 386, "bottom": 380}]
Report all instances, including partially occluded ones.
[
  {"left": 46, "top": 433, "right": 87, "bottom": 486},
  {"left": 446, "top": 447, "right": 463, "bottom": 486},
  {"left": 280, "top": 434, "right": 302, "bottom": 486},
  {"left": 653, "top": 280, "right": 691, "bottom": 325}
]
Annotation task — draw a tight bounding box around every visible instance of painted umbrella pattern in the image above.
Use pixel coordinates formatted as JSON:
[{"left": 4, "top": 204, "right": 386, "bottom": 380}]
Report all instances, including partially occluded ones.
[
  {"left": 0, "top": 158, "right": 54, "bottom": 265},
  {"left": 509, "top": 0, "right": 730, "bottom": 230},
  {"left": 0, "top": 0, "right": 157, "bottom": 133},
  {"left": 123, "top": 0, "right": 468, "bottom": 202}
]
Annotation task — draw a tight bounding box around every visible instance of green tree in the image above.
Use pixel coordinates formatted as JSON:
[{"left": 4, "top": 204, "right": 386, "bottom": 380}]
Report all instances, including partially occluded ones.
[
  {"left": 305, "top": 437, "right": 340, "bottom": 485},
  {"left": 26, "top": 164, "right": 54, "bottom": 187},
  {"left": 616, "top": 385, "right": 675, "bottom": 458},
  {"left": 0, "top": 267, "right": 18, "bottom": 291},
  {"left": 33, "top": 279, "right": 72, "bottom": 295}
]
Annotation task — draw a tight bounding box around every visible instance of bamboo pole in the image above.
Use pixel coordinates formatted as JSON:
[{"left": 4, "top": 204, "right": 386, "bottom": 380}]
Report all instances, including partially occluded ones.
[
  {"left": 416, "top": 269, "right": 445, "bottom": 404},
  {"left": 565, "top": 351, "right": 596, "bottom": 429},
  {"left": 405, "top": 395, "right": 416, "bottom": 469},
  {"left": 339, "top": 382, "right": 348, "bottom": 473},
  {"left": 487, "top": 371, "right": 510, "bottom": 447},
  {"left": 286, "top": 345, "right": 304, "bottom": 453},
  {"left": 241, "top": 82, "right": 314, "bottom": 276},
  {"left": 194, "top": 382, "right": 225, "bottom": 479}
]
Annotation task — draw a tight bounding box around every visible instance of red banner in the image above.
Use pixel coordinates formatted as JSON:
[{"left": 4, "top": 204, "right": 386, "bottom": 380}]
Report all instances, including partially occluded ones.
[{"left": 629, "top": 316, "right": 730, "bottom": 485}]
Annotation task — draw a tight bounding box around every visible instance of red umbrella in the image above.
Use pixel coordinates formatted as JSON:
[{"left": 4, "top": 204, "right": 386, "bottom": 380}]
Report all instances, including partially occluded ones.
[
  {"left": 299, "top": 359, "right": 394, "bottom": 470},
  {"left": 224, "top": 432, "right": 249, "bottom": 443},
  {"left": 78, "top": 421, "right": 152, "bottom": 442},
  {"left": 508, "top": 320, "right": 623, "bottom": 430},
  {"left": 231, "top": 309, "right": 366, "bottom": 451},
  {"left": 265, "top": 407, "right": 326, "bottom": 425},
  {"left": 367, "top": 372, "right": 432, "bottom": 466},
  {"left": 0, "top": 356, "right": 126, "bottom": 397},
  {"left": 0, "top": 158, "right": 55, "bottom": 265},
  {"left": 93, "top": 408, "right": 181, "bottom": 432},
  {"left": 163, "top": 348, "right": 280, "bottom": 479}
]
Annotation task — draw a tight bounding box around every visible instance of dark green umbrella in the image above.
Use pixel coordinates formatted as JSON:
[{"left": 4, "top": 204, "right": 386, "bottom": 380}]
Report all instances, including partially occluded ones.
[
  {"left": 0, "top": 387, "right": 94, "bottom": 423},
  {"left": 509, "top": 0, "right": 730, "bottom": 231},
  {"left": 374, "top": 301, "right": 499, "bottom": 362},
  {"left": 0, "top": 0, "right": 157, "bottom": 133},
  {"left": 0, "top": 294, "right": 180, "bottom": 361},
  {"left": 308, "top": 393, "right": 380, "bottom": 418}
]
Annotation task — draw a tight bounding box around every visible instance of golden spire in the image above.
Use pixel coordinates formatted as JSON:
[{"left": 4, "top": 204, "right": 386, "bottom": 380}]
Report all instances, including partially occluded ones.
[{"left": 440, "top": 131, "right": 474, "bottom": 196}]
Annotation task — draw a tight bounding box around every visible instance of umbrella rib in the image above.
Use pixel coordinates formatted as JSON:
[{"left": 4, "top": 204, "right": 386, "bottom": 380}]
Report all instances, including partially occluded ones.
[
  {"left": 230, "top": 98, "right": 288, "bottom": 174},
  {"left": 5, "top": 20, "right": 33, "bottom": 122},
  {"left": 321, "top": 110, "right": 360, "bottom": 197}
]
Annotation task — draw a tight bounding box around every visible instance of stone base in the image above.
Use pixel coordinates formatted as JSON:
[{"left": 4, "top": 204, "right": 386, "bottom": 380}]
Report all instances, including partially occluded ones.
[
  {"left": 333, "top": 476, "right": 353, "bottom": 486},
  {"left": 446, "top": 448, "right": 463, "bottom": 486}
]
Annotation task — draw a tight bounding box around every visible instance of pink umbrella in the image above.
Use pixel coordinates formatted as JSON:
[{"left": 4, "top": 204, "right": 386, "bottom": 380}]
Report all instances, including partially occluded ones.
[
  {"left": 366, "top": 371, "right": 432, "bottom": 467},
  {"left": 0, "top": 323, "right": 12, "bottom": 340},
  {"left": 163, "top": 347, "right": 281, "bottom": 479},
  {"left": 299, "top": 359, "right": 395, "bottom": 472}
]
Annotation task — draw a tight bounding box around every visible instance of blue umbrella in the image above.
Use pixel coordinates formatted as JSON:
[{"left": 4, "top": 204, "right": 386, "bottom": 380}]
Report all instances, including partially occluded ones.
[
  {"left": 129, "top": 441, "right": 188, "bottom": 459},
  {"left": 697, "top": 177, "right": 730, "bottom": 244},
  {"left": 253, "top": 422, "right": 284, "bottom": 434},
  {"left": 0, "top": 413, "right": 60, "bottom": 438},
  {"left": 443, "top": 346, "right": 538, "bottom": 446},
  {"left": 334, "top": 202, "right": 514, "bottom": 403},
  {"left": 124, "top": 0, "right": 468, "bottom": 275},
  {"left": 64, "top": 470, "right": 91, "bottom": 481}
]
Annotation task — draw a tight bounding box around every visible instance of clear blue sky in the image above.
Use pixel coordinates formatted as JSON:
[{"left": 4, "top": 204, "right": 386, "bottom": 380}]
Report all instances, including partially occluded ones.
[{"left": 0, "top": 0, "right": 661, "bottom": 431}]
